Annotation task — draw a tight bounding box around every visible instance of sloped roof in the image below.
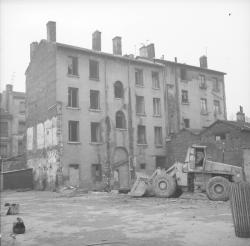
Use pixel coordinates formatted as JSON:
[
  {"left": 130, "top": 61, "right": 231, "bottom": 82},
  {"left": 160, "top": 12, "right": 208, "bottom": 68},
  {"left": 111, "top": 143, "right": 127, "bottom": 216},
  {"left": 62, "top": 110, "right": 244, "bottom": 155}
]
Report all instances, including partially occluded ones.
[{"left": 202, "top": 120, "right": 250, "bottom": 132}]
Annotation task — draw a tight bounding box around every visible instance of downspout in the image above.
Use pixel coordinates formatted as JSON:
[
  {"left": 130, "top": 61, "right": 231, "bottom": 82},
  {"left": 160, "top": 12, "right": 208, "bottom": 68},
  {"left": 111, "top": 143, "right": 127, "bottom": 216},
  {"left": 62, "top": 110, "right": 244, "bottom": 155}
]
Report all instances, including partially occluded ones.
[
  {"left": 104, "top": 58, "right": 111, "bottom": 190},
  {"left": 127, "top": 60, "right": 135, "bottom": 181},
  {"left": 174, "top": 58, "right": 181, "bottom": 132},
  {"left": 222, "top": 75, "right": 227, "bottom": 120}
]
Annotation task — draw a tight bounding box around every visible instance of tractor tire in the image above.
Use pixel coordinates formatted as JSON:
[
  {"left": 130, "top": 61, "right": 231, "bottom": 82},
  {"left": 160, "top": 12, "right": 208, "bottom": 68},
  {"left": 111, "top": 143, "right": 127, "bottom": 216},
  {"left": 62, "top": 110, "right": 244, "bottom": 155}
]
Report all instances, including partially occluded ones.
[
  {"left": 206, "top": 176, "right": 230, "bottom": 201},
  {"left": 152, "top": 173, "right": 177, "bottom": 198}
]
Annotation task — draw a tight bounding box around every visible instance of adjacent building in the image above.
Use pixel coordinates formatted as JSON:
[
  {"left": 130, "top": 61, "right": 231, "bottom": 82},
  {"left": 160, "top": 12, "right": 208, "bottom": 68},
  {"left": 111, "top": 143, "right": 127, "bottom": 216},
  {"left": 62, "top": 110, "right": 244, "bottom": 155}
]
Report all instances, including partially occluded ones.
[
  {"left": 25, "top": 21, "right": 227, "bottom": 191},
  {"left": 0, "top": 84, "right": 26, "bottom": 158},
  {"left": 166, "top": 107, "right": 250, "bottom": 181}
]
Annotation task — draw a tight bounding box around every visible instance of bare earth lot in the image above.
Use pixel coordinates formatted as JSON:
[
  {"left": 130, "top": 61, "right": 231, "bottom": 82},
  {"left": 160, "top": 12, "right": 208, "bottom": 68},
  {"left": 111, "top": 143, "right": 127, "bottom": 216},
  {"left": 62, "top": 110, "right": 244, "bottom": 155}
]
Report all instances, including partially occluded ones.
[{"left": 1, "top": 190, "right": 249, "bottom": 246}]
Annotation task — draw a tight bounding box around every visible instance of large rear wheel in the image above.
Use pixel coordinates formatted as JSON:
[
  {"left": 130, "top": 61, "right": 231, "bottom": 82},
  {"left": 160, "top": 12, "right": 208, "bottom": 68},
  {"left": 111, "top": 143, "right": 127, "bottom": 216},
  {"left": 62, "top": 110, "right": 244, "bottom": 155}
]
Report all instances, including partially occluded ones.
[
  {"left": 206, "top": 176, "right": 230, "bottom": 201},
  {"left": 152, "top": 173, "right": 177, "bottom": 198}
]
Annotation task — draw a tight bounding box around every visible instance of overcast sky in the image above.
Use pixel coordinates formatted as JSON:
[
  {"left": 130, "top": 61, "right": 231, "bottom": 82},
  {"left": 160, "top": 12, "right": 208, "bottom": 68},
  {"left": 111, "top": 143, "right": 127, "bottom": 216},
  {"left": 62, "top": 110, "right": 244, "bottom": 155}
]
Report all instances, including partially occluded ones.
[{"left": 1, "top": 0, "right": 249, "bottom": 119}]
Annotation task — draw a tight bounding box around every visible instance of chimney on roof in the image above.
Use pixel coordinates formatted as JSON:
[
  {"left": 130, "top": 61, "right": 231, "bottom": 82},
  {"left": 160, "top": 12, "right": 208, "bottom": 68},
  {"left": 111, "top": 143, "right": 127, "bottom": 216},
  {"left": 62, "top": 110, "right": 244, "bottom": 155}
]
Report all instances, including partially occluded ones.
[
  {"left": 92, "top": 30, "right": 101, "bottom": 51},
  {"left": 6, "top": 84, "right": 13, "bottom": 92},
  {"left": 139, "top": 44, "right": 155, "bottom": 59},
  {"left": 199, "top": 55, "right": 207, "bottom": 69},
  {"left": 139, "top": 45, "right": 148, "bottom": 57},
  {"left": 147, "top": 43, "right": 155, "bottom": 59},
  {"left": 30, "top": 42, "right": 38, "bottom": 60},
  {"left": 112, "top": 36, "right": 122, "bottom": 55},
  {"left": 46, "top": 21, "right": 56, "bottom": 42},
  {"left": 236, "top": 106, "right": 245, "bottom": 122}
]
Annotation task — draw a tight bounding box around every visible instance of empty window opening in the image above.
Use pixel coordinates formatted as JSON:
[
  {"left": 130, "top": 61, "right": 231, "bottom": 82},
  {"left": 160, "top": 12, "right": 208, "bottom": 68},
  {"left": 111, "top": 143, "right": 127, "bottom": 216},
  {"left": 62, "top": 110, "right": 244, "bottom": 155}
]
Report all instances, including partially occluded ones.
[
  {"left": 90, "top": 90, "right": 100, "bottom": 109},
  {"left": 180, "top": 68, "right": 187, "bottom": 80},
  {"left": 152, "top": 71, "right": 160, "bottom": 89},
  {"left": 213, "top": 78, "right": 220, "bottom": 92},
  {"left": 200, "top": 98, "right": 207, "bottom": 113},
  {"left": 68, "top": 121, "right": 79, "bottom": 142},
  {"left": 68, "top": 87, "right": 79, "bottom": 108},
  {"left": 215, "top": 133, "right": 226, "bottom": 141},
  {"left": 135, "top": 69, "right": 143, "bottom": 86},
  {"left": 91, "top": 122, "right": 102, "bottom": 143},
  {"left": 116, "top": 111, "right": 126, "bottom": 129},
  {"left": 137, "top": 125, "right": 147, "bottom": 144},
  {"left": 154, "top": 126, "right": 163, "bottom": 146},
  {"left": 181, "top": 90, "right": 189, "bottom": 103},
  {"left": 89, "top": 60, "right": 99, "bottom": 80},
  {"left": 0, "top": 122, "right": 8, "bottom": 137},
  {"left": 153, "top": 98, "right": 161, "bottom": 116},
  {"left": 18, "top": 121, "right": 25, "bottom": 134},
  {"left": 18, "top": 140, "right": 24, "bottom": 155},
  {"left": 19, "top": 101, "right": 25, "bottom": 113},
  {"left": 140, "top": 163, "right": 146, "bottom": 170},
  {"left": 214, "top": 100, "right": 221, "bottom": 114},
  {"left": 91, "top": 164, "right": 102, "bottom": 182},
  {"left": 183, "top": 119, "right": 190, "bottom": 128},
  {"left": 0, "top": 144, "right": 8, "bottom": 158},
  {"left": 68, "top": 56, "right": 78, "bottom": 76},
  {"left": 114, "top": 81, "right": 124, "bottom": 98},
  {"left": 136, "top": 96, "right": 145, "bottom": 115},
  {"left": 199, "top": 75, "right": 206, "bottom": 89}
]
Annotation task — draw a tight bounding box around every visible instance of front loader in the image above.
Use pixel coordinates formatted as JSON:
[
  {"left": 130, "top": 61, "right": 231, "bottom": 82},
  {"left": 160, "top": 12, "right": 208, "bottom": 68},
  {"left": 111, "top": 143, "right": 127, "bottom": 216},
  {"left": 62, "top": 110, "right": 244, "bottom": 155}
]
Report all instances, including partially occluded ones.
[{"left": 129, "top": 145, "right": 244, "bottom": 201}]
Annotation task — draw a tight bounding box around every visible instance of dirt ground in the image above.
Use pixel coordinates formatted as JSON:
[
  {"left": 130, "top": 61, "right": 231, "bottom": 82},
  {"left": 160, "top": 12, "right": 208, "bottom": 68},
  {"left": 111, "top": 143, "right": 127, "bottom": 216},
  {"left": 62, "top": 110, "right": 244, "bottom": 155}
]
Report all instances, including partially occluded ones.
[{"left": 1, "top": 190, "right": 249, "bottom": 246}]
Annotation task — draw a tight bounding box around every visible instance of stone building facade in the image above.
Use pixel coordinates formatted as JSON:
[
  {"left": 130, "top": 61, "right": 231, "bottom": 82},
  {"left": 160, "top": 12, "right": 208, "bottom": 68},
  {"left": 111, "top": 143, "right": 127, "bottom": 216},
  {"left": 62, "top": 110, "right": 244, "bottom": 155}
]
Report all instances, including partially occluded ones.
[
  {"left": 25, "top": 21, "right": 227, "bottom": 190},
  {"left": 0, "top": 84, "right": 26, "bottom": 158}
]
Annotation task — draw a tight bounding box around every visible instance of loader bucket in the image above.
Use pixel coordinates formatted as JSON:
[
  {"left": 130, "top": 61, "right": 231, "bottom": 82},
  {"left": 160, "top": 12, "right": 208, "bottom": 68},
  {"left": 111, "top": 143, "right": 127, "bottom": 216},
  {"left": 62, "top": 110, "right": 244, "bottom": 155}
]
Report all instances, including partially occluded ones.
[{"left": 129, "top": 173, "right": 150, "bottom": 197}]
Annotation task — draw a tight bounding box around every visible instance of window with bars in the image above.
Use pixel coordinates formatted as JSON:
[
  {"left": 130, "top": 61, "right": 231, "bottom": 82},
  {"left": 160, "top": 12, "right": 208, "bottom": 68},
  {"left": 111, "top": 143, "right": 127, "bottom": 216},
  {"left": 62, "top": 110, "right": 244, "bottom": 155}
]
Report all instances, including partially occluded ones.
[
  {"left": 152, "top": 71, "right": 160, "bottom": 89},
  {"left": 89, "top": 60, "right": 99, "bottom": 80},
  {"left": 136, "top": 96, "right": 145, "bottom": 115},
  {"left": 67, "top": 56, "right": 78, "bottom": 76},
  {"left": 153, "top": 98, "right": 161, "bottom": 116},
  {"left": 68, "top": 87, "right": 79, "bottom": 108},
  {"left": 154, "top": 126, "right": 163, "bottom": 146},
  {"left": 90, "top": 90, "right": 100, "bottom": 109},
  {"left": 135, "top": 69, "right": 143, "bottom": 86},
  {"left": 137, "top": 125, "right": 147, "bottom": 144},
  {"left": 68, "top": 121, "right": 79, "bottom": 142},
  {"left": 91, "top": 122, "right": 102, "bottom": 143}
]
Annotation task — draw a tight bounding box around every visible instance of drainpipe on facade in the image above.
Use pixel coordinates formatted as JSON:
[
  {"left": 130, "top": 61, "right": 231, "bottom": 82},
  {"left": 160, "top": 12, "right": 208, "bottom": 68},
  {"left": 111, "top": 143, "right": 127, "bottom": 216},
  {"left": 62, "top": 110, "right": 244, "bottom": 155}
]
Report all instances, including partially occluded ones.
[
  {"left": 104, "top": 58, "right": 111, "bottom": 191},
  {"left": 174, "top": 58, "right": 181, "bottom": 132},
  {"left": 127, "top": 60, "right": 135, "bottom": 182}
]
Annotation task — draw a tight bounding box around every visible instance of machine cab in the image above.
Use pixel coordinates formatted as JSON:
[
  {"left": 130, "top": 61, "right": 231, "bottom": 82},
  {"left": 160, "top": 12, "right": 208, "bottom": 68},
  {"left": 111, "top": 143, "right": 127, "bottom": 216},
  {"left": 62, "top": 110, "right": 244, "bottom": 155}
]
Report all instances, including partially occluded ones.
[{"left": 185, "top": 145, "right": 207, "bottom": 171}]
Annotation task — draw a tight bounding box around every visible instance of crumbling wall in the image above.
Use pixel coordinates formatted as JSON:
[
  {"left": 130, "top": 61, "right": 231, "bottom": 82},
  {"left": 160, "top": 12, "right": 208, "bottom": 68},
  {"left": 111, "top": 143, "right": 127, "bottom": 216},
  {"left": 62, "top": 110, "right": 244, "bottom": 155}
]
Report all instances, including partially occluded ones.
[{"left": 27, "top": 116, "right": 62, "bottom": 190}]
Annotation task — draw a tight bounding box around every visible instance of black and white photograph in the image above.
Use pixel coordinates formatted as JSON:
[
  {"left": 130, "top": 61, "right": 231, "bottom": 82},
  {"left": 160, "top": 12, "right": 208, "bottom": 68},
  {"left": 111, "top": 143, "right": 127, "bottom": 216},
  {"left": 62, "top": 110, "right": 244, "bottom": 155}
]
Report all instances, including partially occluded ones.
[{"left": 0, "top": 0, "right": 250, "bottom": 245}]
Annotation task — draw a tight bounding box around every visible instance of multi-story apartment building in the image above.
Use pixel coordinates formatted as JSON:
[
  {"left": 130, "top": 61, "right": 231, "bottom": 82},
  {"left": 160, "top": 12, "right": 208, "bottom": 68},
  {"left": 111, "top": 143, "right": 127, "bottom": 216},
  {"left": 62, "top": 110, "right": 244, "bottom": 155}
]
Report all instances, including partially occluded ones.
[
  {"left": 26, "top": 22, "right": 167, "bottom": 191},
  {"left": 0, "top": 84, "right": 26, "bottom": 158},
  {"left": 25, "top": 21, "right": 226, "bottom": 191},
  {"left": 154, "top": 57, "right": 227, "bottom": 133}
]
